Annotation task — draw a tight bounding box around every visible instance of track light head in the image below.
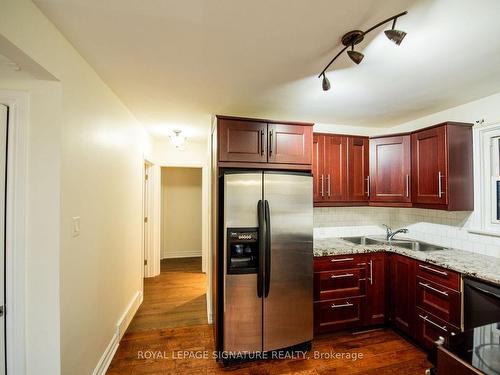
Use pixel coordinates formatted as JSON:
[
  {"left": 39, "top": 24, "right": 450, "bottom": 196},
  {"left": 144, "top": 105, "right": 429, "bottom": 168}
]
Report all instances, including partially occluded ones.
[
  {"left": 384, "top": 29, "right": 406, "bottom": 45},
  {"left": 385, "top": 18, "right": 406, "bottom": 45},
  {"left": 347, "top": 49, "right": 364, "bottom": 65},
  {"left": 322, "top": 74, "right": 331, "bottom": 91}
]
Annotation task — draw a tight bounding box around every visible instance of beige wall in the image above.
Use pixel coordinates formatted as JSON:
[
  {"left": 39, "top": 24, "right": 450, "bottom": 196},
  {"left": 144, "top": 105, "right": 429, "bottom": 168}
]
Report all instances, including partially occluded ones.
[
  {"left": 0, "top": 1, "right": 151, "bottom": 374},
  {"left": 161, "top": 167, "right": 202, "bottom": 258}
]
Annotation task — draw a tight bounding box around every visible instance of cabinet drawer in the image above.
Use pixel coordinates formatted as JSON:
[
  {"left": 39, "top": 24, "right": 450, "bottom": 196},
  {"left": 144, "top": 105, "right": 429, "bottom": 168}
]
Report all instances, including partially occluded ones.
[
  {"left": 314, "top": 255, "right": 367, "bottom": 272},
  {"left": 314, "top": 268, "right": 367, "bottom": 301},
  {"left": 314, "top": 296, "right": 366, "bottom": 333},
  {"left": 416, "top": 276, "right": 461, "bottom": 327},
  {"left": 415, "top": 307, "right": 460, "bottom": 350},
  {"left": 416, "top": 262, "right": 460, "bottom": 291}
]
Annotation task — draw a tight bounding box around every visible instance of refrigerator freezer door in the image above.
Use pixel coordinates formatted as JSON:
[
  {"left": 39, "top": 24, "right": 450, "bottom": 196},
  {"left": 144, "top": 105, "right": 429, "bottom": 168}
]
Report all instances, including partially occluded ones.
[
  {"left": 263, "top": 172, "right": 313, "bottom": 352},
  {"left": 223, "top": 172, "right": 263, "bottom": 353}
]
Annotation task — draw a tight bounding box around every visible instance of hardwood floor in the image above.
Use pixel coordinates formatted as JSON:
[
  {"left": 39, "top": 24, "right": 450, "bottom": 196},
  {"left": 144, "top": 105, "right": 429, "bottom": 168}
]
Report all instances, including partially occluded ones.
[
  {"left": 127, "top": 257, "right": 207, "bottom": 333},
  {"left": 108, "top": 257, "right": 431, "bottom": 374},
  {"left": 107, "top": 325, "right": 431, "bottom": 374}
]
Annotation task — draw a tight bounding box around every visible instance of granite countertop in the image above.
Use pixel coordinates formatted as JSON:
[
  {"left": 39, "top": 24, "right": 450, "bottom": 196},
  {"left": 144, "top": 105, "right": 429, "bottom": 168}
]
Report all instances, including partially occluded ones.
[{"left": 314, "top": 237, "right": 500, "bottom": 285}]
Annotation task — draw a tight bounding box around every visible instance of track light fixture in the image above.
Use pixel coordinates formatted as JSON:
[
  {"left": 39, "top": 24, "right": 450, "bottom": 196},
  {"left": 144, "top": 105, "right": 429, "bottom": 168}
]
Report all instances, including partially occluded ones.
[{"left": 318, "top": 11, "right": 408, "bottom": 90}]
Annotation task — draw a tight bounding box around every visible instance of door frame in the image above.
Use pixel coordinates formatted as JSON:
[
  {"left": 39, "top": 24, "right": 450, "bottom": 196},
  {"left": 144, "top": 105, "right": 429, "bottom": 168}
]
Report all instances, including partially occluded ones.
[
  {"left": 143, "top": 160, "right": 161, "bottom": 278},
  {"left": 0, "top": 90, "right": 29, "bottom": 375},
  {"left": 156, "top": 163, "right": 209, "bottom": 273}
]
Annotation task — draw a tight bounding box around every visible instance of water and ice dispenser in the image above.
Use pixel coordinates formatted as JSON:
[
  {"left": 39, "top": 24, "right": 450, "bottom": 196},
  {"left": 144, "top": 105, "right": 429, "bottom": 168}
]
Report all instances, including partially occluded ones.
[{"left": 226, "top": 228, "right": 259, "bottom": 274}]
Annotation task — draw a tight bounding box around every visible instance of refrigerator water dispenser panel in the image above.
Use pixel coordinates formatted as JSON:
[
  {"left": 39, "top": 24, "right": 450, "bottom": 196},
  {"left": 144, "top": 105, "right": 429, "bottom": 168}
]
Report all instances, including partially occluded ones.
[{"left": 227, "top": 228, "right": 259, "bottom": 274}]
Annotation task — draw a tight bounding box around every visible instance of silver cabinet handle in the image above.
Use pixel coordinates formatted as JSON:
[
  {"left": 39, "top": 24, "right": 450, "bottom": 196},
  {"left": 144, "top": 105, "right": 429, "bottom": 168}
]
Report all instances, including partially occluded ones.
[
  {"left": 419, "top": 264, "right": 448, "bottom": 277},
  {"left": 366, "top": 175, "right": 370, "bottom": 197},
  {"left": 418, "top": 282, "right": 449, "bottom": 296},
  {"left": 269, "top": 130, "right": 273, "bottom": 155},
  {"left": 330, "top": 257, "right": 354, "bottom": 262},
  {"left": 406, "top": 174, "right": 409, "bottom": 198},
  {"left": 369, "top": 260, "right": 373, "bottom": 285},
  {"left": 327, "top": 174, "right": 331, "bottom": 197},
  {"left": 330, "top": 273, "right": 354, "bottom": 279},
  {"left": 438, "top": 171, "right": 443, "bottom": 198},
  {"left": 320, "top": 175, "right": 324, "bottom": 197},
  {"left": 260, "top": 130, "right": 264, "bottom": 156},
  {"left": 419, "top": 314, "right": 448, "bottom": 332},
  {"left": 331, "top": 302, "right": 353, "bottom": 309}
]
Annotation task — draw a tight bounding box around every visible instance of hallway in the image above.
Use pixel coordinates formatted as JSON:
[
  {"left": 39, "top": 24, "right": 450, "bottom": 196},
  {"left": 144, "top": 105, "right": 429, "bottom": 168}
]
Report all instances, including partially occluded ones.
[{"left": 127, "top": 258, "right": 207, "bottom": 333}]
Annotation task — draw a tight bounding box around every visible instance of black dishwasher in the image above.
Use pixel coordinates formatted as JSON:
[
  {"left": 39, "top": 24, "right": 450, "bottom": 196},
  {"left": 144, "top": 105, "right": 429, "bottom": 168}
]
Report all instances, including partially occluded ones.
[{"left": 464, "top": 277, "right": 500, "bottom": 329}]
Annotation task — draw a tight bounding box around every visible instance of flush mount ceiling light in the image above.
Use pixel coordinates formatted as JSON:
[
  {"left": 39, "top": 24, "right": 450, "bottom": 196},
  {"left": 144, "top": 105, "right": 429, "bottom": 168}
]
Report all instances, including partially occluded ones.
[
  {"left": 319, "top": 11, "right": 408, "bottom": 91},
  {"left": 169, "top": 130, "right": 186, "bottom": 150}
]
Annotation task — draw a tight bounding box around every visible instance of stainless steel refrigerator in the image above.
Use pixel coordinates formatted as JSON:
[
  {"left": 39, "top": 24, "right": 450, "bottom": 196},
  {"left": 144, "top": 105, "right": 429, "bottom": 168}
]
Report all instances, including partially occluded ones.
[{"left": 221, "top": 170, "right": 313, "bottom": 355}]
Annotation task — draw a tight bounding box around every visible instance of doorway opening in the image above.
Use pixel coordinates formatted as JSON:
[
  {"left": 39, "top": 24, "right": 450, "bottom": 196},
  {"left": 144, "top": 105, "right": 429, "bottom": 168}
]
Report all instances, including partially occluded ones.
[{"left": 128, "top": 166, "right": 206, "bottom": 332}]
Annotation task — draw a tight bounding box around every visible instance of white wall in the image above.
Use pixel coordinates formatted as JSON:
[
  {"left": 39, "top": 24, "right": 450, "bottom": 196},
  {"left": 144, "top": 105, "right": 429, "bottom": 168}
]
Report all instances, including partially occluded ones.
[
  {"left": 0, "top": 1, "right": 151, "bottom": 374},
  {"left": 152, "top": 137, "right": 209, "bottom": 166},
  {"left": 161, "top": 167, "right": 202, "bottom": 259}
]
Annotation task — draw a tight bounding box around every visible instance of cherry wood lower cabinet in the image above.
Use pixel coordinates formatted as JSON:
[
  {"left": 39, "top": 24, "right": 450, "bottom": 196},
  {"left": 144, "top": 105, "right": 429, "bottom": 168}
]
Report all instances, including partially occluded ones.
[
  {"left": 390, "top": 254, "right": 417, "bottom": 337},
  {"left": 313, "top": 253, "right": 385, "bottom": 334},
  {"left": 314, "top": 252, "right": 463, "bottom": 352}
]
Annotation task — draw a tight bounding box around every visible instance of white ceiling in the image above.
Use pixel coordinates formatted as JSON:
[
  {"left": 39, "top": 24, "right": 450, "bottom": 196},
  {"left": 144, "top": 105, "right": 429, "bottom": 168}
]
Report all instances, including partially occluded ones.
[{"left": 34, "top": 0, "right": 500, "bottom": 138}]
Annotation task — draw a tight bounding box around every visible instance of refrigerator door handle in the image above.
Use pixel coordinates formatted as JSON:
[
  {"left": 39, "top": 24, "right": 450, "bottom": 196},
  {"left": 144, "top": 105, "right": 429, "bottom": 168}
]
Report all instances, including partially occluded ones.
[
  {"left": 264, "top": 200, "right": 271, "bottom": 298},
  {"left": 257, "top": 200, "right": 265, "bottom": 298}
]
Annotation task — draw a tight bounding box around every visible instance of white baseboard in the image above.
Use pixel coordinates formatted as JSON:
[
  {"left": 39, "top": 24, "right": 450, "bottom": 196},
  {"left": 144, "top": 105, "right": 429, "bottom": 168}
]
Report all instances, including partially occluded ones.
[
  {"left": 161, "top": 250, "right": 202, "bottom": 259},
  {"left": 92, "top": 290, "right": 143, "bottom": 375},
  {"left": 117, "top": 291, "right": 143, "bottom": 340},
  {"left": 92, "top": 332, "right": 119, "bottom": 375}
]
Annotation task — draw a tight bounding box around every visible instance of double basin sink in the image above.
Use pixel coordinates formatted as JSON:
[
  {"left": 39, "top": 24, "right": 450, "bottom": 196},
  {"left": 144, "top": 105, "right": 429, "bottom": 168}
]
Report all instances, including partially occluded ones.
[{"left": 341, "top": 236, "right": 447, "bottom": 252}]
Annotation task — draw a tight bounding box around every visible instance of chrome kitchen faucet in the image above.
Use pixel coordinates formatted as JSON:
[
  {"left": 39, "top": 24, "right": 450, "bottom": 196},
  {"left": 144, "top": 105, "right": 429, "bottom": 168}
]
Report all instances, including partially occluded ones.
[{"left": 382, "top": 224, "right": 409, "bottom": 242}]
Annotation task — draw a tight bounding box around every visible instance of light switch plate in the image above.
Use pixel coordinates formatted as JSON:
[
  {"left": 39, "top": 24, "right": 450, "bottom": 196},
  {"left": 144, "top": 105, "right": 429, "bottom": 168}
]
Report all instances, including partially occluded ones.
[{"left": 72, "top": 216, "right": 80, "bottom": 237}]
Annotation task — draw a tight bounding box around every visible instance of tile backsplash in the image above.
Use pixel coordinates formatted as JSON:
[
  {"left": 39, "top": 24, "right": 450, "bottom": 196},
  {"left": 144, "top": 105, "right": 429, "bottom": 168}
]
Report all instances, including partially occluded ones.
[{"left": 314, "top": 207, "right": 500, "bottom": 258}]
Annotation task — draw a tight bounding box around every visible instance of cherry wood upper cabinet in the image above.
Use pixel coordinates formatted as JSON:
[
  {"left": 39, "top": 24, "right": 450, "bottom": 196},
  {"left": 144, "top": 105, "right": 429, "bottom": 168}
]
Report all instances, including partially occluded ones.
[
  {"left": 347, "top": 137, "right": 369, "bottom": 202},
  {"left": 369, "top": 135, "right": 411, "bottom": 204},
  {"left": 268, "top": 123, "right": 312, "bottom": 165},
  {"left": 312, "top": 134, "right": 325, "bottom": 202},
  {"left": 217, "top": 116, "right": 313, "bottom": 170},
  {"left": 325, "top": 135, "right": 348, "bottom": 202},
  {"left": 313, "top": 133, "right": 350, "bottom": 205},
  {"left": 411, "top": 122, "right": 473, "bottom": 210},
  {"left": 218, "top": 119, "right": 268, "bottom": 163}
]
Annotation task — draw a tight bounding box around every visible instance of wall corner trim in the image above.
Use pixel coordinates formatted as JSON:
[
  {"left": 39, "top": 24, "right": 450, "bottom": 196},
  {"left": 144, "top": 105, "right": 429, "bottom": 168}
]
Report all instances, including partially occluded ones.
[{"left": 92, "top": 290, "right": 143, "bottom": 375}]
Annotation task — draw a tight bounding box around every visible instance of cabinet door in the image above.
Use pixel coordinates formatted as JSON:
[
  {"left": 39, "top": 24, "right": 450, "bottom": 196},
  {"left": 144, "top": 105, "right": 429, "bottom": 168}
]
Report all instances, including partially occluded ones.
[
  {"left": 390, "top": 254, "right": 416, "bottom": 337},
  {"left": 366, "top": 253, "right": 387, "bottom": 325},
  {"left": 218, "top": 119, "right": 267, "bottom": 162},
  {"left": 412, "top": 126, "right": 448, "bottom": 205},
  {"left": 313, "top": 134, "right": 325, "bottom": 202},
  {"left": 347, "top": 137, "right": 369, "bottom": 202},
  {"left": 268, "top": 124, "right": 312, "bottom": 165},
  {"left": 324, "top": 135, "right": 347, "bottom": 201},
  {"left": 314, "top": 296, "right": 366, "bottom": 334},
  {"left": 370, "top": 135, "right": 411, "bottom": 203}
]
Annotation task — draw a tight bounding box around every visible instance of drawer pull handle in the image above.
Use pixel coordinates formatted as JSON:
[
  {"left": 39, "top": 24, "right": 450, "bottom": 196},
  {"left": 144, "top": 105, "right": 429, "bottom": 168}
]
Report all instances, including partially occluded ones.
[
  {"left": 419, "top": 282, "right": 449, "bottom": 297},
  {"left": 330, "top": 257, "right": 354, "bottom": 262},
  {"left": 330, "top": 273, "right": 354, "bottom": 279},
  {"left": 419, "top": 264, "right": 448, "bottom": 277},
  {"left": 419, "top": 314, "right": 448, "bottom": 333},
  {"left": 331, "top": 302, "right": 353, "bottom": 309}
]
